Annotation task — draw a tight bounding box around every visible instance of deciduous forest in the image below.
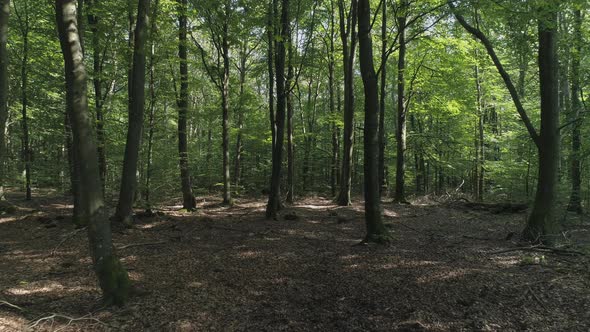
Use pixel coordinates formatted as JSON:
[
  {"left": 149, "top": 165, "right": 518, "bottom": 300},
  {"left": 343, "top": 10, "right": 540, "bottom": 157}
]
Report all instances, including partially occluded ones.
[{"left": 0, "top": 0, "right": 589, "bottom": 330}]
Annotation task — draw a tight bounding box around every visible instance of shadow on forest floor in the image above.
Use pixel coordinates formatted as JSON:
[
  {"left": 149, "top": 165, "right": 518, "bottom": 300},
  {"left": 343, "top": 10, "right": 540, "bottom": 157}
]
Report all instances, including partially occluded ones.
[{"left": 1, "top": 191, "right": 589, "bottom": 331}]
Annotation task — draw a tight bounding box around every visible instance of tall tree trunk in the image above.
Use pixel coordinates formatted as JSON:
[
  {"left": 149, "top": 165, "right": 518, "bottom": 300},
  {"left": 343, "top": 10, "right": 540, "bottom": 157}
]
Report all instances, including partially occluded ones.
[
  {"left": 336, "top": 0, "right": 357, "bottom": 206},
  {"left": 115, "top": 0, "right": 150, "bottom": 225},
  {"left": 267, "top": 0, "right": 276, "bottom": 150},
  {"left": 286, "top": 40, "right": 294, "bottom": 204},
  {"left": 378, "top": 0, "right": 387, "bottom": 196},
  {"left": 265, "top": 0, "right": 289, "bottom": 219},
  {"left": 0, "top": 0, "right": 8, "bottom": 201},
  {"left": 221, "top": 11, "right": 231, "bottom": 205},
  {"left": 474, "top": 60, "right": 484, "bottom": 201},
  {"left": 567, "top": 9, "right": 582, "bottom": 214},
  {"left": 56, "top": 0, "right": 130, "bottom": 305},
  {"left": 394, "top": 0, "right": 407, "bottom": 203},
  {"left": 87, "top": 0, "right": 107, "bottom": 194},
  {"left": 358, "top": 0, "right": 389, "bottom": 243},
  {"left": 328, "top": 0, "right": 338, "bottom": 198},
  {"left": 522, "top": 5, "right": 560, "bottom": 243},
  {"left": 177, "top": 0, "right": 196, "bottom": 210},
  {"left": 145, "top": 0, "right": 158, "bottom": 212},
  {"left": 234, "top": 42, "right": 246, "bottom": 191},
  {"left": 17, "top": 0, "right": 31, "bottom": 200}
]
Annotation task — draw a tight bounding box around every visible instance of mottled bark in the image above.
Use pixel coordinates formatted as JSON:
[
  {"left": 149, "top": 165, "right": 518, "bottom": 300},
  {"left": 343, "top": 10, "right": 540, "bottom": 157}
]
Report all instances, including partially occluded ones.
[
  {"left": 56, "top": 0, "right": 129, "bottom": 305},
  {"left": 394, "top": 0, "right": 407, "bottom": 203},
  {"left": 567, "top": 9, "right": 582, "bottom": 214},
  {"left": 115, "top": 0, "right": 150, "bottom": 225},
  {"left": 358, "top": 0, "right": 389, "bottom": 243},
  {"left": 177, "top": 0, "right": 196, "bottom": 210}
]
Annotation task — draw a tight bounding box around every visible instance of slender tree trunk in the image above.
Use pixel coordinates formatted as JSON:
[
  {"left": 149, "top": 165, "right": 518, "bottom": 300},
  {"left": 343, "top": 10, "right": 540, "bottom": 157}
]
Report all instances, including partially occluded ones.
[
  {"left": 145, "top": 0, "right": 158, "bottom": 212},
  {"left": 336, "top": 0, "right": 357, "bottom": 206},
  {"left": 115, "top": 0, "right": 150, "bottom": 225},
  {"left": 358, "top": 0, "right": 389, "bottom": 243},
  {"left": 378, "top": 0, "right": 387, "bottom": 196},
  {"left": 474, "top": 61, "right": 484, "bottom": 201},
  {"left": 394, "top": 0, "right": 407, "bottom": 203},
  {"left": 87, "top": 0, "right": 107, "bottom": 194},
  {"left": 177, "top": 0, "right": 196, "bottom": 210},
  {"left": 522, "top": 6, "right": 560, "bottom": 244},
  {"left": 567, "top": 9, "right": 582, "bottom": 214},
  {"left": 234, "top": 42, "right": 246, "bottom": 191},
  {"left": 56, "top": 0, "right": 130, "bottom": 305},
  {"left": 286, "top": 40, "right": 294, "bottom": 203},
  {"left": 221, "top": 12, "right": 231, "bottom": 205},
  {"left": 267, "top": 0, "right": 276, "bottom": 150},
  {"left": 17, "top": 1, "right": 31, "bottom": 200},
  {"left": 265, "top": 0, "right": 289, "bottom": 219},
  {"left": 328, "top": 0, "right": 338, "bottom": 198},
  {"left": 0, "top": 0, "right": 8, "bottom": 201}
]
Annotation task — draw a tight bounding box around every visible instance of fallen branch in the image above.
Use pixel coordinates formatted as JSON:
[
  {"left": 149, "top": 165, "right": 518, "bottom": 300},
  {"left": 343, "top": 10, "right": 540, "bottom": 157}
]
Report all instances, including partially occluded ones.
[
  {"left": 0, "top": 300, "right": 24, "bottom": 311},
  {"left": 490, "top": 245, "right": 585, "bottom": 256},
  {"left": 115, "top": 241, "right": 167, "bottom": 250},
  {"left": 527, "top": 286, "right": 549, "bottom": 311},
  {"left": 51, "top": 227, "right": 87, "bottom": 256},
  {"left": 28, "top": 313, "right": 107, "bottom": 331}
]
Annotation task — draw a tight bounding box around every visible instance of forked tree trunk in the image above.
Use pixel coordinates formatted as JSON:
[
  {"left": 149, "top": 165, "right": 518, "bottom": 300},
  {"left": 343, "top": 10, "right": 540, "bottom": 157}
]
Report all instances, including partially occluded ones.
[
  {"left": 115, "top": 0, "right": 150, "bottom": 225},
  {"left": 177, "top": 0, "right": 196, "bottom": 210},
  {"left": 358, "top": 0, "right": 389, "bottom": 243},
  {"left": 0, "top": 0, "right": 9, "bottom": 201},
  {"left": 56, "top": 0, "right": 130, "bottom": 305}
]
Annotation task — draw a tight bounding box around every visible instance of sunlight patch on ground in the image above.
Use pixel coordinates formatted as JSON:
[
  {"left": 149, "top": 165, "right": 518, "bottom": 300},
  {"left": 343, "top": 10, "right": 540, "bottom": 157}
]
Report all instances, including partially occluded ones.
[
  {"left": 6, "top": 280, "right": 65, "bottom": 296},
  {"left": 382, "top": 208, "right": 399, "bottom": 218},
  {"left": 0, "top": 315, "right": 26, "bottom": 331},
  {"left": 490, "top": 255, "right": 521, "bottom": 267}
]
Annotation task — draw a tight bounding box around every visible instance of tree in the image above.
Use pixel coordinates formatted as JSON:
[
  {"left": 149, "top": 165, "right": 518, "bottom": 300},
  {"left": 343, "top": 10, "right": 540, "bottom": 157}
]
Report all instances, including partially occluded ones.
[
  {"left": 115, "top": 0, "right": 150, "bottom": 225},
  {"left": 567, "top": 8, "right": 583, "bottom": 214},
  {"left": 336, "top": 0, "right": 357, "bottom": 206},
  {"left": 14, "top": 0, "right": 32, "bottom": 200},
  {"left": 358, "top": 0, "right": 389, "bottom": 243},
  {"left": 56, "top": 0, "right": 130, "bottom": 305},
  {"left": 266, "top": 0, "right": 289, "bottom": 219},
  {"left": 0, "top": 0, "right": 8, "bottom": 201},
  {"left": 394, "top": 0, "right": 408, "bottom": 203},
  {"left": 177, "top": 0, "right": 196, "bottom": 210},
  {"left": 451, "top": 1, "right": 561, "bottom": 244}
]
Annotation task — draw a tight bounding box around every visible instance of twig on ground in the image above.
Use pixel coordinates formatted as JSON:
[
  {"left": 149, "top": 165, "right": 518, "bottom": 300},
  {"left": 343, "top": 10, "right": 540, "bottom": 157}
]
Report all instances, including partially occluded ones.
[
  {"left": 527, "top": 286, "right": 549, "bottom": 311},
  {"left": 0, "top": 300, "right": 24, "bottom": 311},
  {"left": 28, "top": 313, "right": 108, "bottom": 331},
  {"left": 490, "top": 245, "right": 585, "bottom": 256},
  {"left": 51, "top": 227, "right": 87, "bottom": 256},
  {"left": 115, "top": 241, "right": 167, "bottom": 250}
]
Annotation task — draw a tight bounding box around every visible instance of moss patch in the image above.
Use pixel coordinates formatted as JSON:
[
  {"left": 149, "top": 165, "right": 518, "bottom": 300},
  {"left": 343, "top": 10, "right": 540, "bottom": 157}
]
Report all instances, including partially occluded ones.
[{"left": 97, "top": 255, "right": 131, "bottom": 306}]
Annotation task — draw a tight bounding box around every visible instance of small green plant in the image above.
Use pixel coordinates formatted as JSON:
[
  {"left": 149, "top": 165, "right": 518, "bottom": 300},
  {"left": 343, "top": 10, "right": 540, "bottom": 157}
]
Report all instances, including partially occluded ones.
[{"left": 520, "top": 254, "right": 547, "bottom": 266}]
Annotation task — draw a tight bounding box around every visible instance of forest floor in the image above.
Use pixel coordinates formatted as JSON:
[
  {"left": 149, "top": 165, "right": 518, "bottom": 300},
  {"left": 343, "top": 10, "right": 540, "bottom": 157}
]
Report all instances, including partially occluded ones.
[{"left": 1, "top": 190, "right": 590, "bottom": 331}]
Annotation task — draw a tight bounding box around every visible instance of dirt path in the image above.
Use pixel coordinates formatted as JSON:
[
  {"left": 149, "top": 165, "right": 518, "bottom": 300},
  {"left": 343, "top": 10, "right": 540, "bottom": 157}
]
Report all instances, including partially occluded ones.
[{"left": 1, "top": 194, "right": 589, "bottom": 331}]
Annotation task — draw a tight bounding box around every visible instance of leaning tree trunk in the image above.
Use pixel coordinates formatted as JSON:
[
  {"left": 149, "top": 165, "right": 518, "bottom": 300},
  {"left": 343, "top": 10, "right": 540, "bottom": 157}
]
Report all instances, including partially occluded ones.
[
  {"left": 522, "top": 6, "right": 560, "bottom": 243},
  {"left": 115, "top": 0, "right": 150, "bottom": 225},
  {"left": 358, "top": 0, "right": 389, "bottom": 243},
  {"left": 177, "top": 0, "right": 196, "bottom": 210},
  {"left": 567, "top": 9, "right": 583, "bottom": 214},
  {"left": 56, "top": 0, "right": 130, "bottom": 305},
  {"left": 265, "top": 0, "right": 289, "bottom": 219},
  {"left": 0, "top": 0, "right": 9, "bottom": 201},
  {"left": 394, "top": 0, "right": 407, "bottom": 204}
]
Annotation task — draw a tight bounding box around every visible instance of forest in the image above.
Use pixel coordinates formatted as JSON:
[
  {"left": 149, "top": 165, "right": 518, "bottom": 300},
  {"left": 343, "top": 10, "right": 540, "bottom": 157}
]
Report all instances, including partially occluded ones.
[{"left": 0, "top": 0, "right": 589, "bottom": 330}]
